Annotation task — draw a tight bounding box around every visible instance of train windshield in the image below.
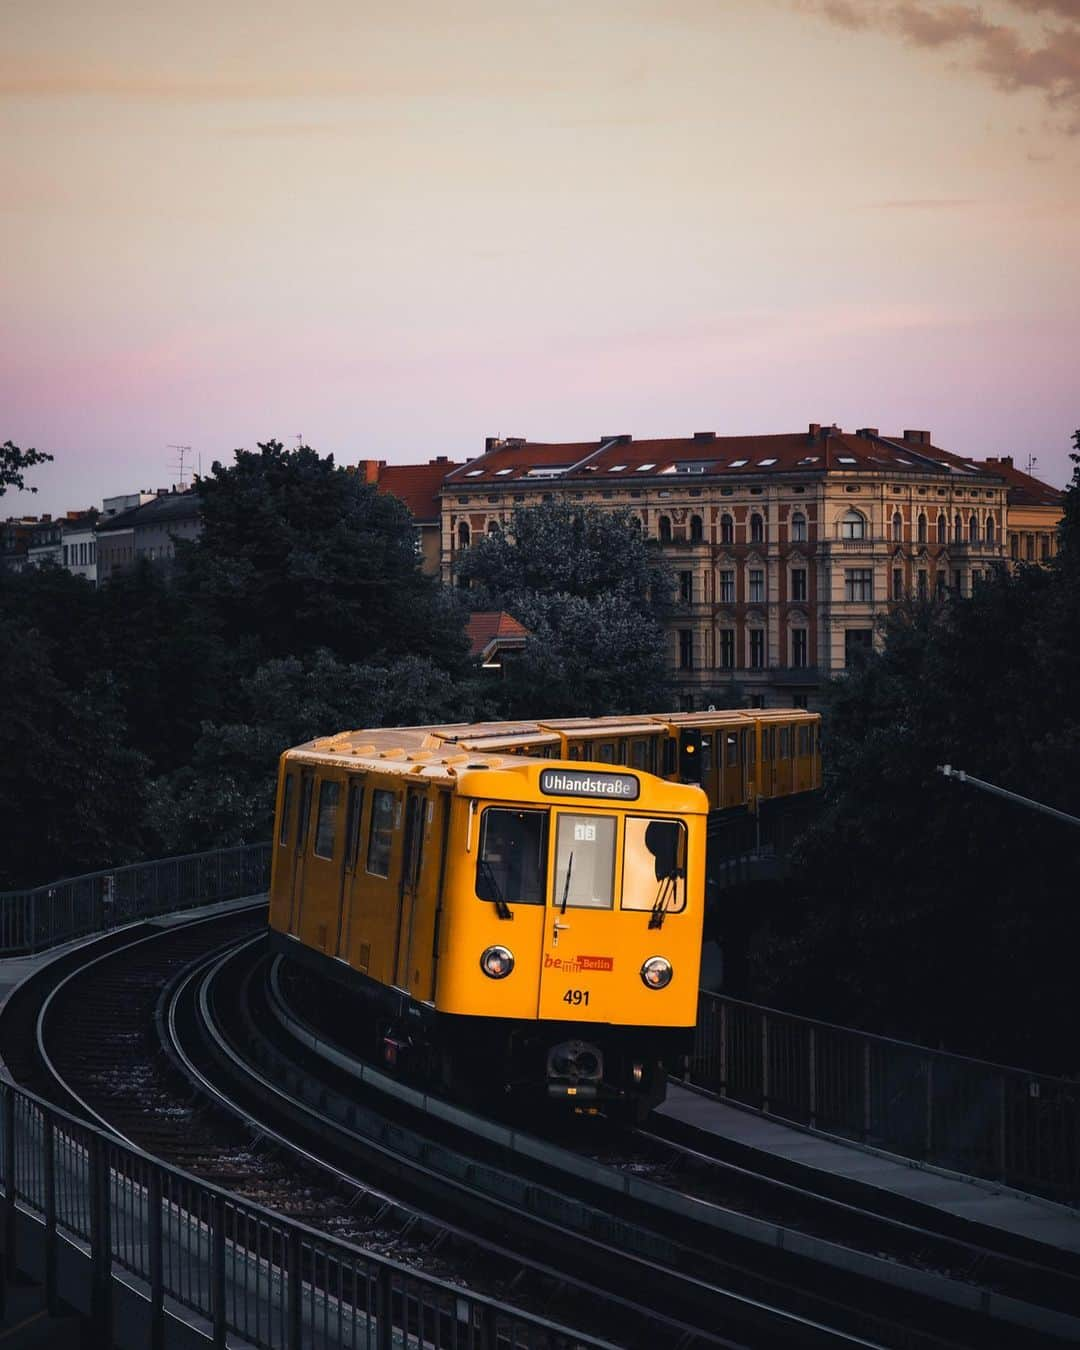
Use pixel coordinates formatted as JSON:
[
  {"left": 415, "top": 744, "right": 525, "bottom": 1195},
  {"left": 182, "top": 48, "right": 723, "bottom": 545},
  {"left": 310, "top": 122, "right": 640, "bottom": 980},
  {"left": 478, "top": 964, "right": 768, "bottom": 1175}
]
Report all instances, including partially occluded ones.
[
  {"left": 476, "top": 808, "right": 548, "bottom": 907},
  {"left": 553, "top": 814, "right": 616, "bottom": 909},
  {"left": 621, "top": 818, "right": 687, "bottom": 915}
]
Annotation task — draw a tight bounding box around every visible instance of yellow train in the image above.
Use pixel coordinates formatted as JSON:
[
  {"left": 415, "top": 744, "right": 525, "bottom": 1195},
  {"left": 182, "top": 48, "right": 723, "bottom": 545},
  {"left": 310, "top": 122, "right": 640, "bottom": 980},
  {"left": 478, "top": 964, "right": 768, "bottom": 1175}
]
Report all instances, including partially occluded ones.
[
  {"left": 267, "top": 709, "right": 820, "bottom": 1115},
  {"left": 269, "top": 722, "right": 709, "bottom": 1116}
]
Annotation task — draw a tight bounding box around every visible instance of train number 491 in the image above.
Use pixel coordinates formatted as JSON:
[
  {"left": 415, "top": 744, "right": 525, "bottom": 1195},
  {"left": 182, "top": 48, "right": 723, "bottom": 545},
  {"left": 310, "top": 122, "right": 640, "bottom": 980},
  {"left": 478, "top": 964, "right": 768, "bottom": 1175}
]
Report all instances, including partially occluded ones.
[{"left": 563, "top": 989, "right": 590, "bottom": 1006}]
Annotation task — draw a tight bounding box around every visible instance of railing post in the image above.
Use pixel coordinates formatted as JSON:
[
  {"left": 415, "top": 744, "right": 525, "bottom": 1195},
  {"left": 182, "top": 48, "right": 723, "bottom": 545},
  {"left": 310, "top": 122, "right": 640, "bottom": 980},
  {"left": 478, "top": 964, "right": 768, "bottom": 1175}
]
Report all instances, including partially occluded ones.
[
  {"left": 761, "top": 1014, "right": 769, "bottom": 1113},
  {"left": 212, "top": 1193, "right": 227, "bottom": 1347},
  {"left": 719, "top": 1000, "right": 728, "bottom": 1097},
  {"left": 88, "top": 1134, "right": 112, "bottom": 1345},
  {"left": 925, "top": 1057, "right": 934, "bottom": 1156},
  {"left": 149, "top": 1169, "right": 164, "bottom": 1350},
  {"left": 287, "top": 1227, "right": 302, "bottom": 1350},
  {"left": 998, "top": 1074, "right": 1008, "bottom": 1182},
  {"left": 377, "top": 1264, "right": 395, "bottom": 1350},
  {"left": 862, "top": 1040, "right": 872, "bottom": 1139},
  {"left": 3, "top": 1088, "right": 16, "bottom": 1282},
  {"left": 808, "top": 1026, "right": 817, "bottom": 1130},
  {"left": 43, "top": 1117, "right": 57, "bottom": 1316}
]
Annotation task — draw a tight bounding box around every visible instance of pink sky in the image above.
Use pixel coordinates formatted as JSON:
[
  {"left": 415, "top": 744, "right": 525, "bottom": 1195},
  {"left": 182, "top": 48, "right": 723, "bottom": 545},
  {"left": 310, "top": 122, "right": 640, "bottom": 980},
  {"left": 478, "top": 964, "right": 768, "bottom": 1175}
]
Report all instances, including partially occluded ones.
[{"left": 3, "top": 0, "right": 1078, "bottom": 517}]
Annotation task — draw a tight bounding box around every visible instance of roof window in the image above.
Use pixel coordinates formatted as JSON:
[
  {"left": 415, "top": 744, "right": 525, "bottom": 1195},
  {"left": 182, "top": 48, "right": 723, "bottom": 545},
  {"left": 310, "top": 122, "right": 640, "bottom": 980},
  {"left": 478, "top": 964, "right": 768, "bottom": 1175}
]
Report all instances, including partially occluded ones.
[
  {"left": 526, "top": 466, "right": 566, "bottom": 478},
  {"left": 836, "top": 456, "right": 857, "bottom": 465},
  {"left": 608, "top": 464, "right": 627, "bottom": 473},
  {"left": 798, "top": 456, "right": 819, "bottom": 465},
  {"left": 757, "top": 458, "right": 777, "bottom": 467},
  {"left": 674, "top": 462, "right": 709, "bottom": 474},
  {"left": 635, "top": 463, "right": 657, "bottom": 472},
  {"left": 465, "top": 469, "right": 485, "bottom": 477},
  {"left": 495, "top": 468, "right": 514, "bottom": 476},
  {"left": 729, "top": 458, "right": 748, "bottom": 468}
]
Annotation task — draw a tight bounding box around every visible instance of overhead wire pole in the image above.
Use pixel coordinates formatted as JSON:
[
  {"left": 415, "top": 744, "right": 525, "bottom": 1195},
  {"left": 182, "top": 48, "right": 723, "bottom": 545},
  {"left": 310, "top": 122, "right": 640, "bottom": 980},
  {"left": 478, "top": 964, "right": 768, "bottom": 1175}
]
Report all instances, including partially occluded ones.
[{"left": 937, "top": 765, "right": 1080, "bottom": 829}]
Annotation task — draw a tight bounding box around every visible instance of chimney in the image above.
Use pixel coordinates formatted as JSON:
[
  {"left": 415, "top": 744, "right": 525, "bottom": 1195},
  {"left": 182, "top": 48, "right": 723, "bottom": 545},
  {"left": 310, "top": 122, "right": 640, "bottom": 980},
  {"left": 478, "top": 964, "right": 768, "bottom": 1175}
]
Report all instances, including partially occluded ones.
[
  {"left": 808, "top": 423, "right": 821, "bottom": 441},
  {"left": 693, "top": 431, "right": 715, "bottom": 442},
  {"left": 602, "top": 434, "right": 632, "bottom": 444},
  {"left": 357, "top": 459, "right": 381, "bottom": 484},
  {"left": 856, "top": 427, "right": 878, "bottom": 439},
  {"left": 903, "top": 429, "right": 931, "bottom": 446},
  {"left": 821, "top": 424, "right": 837, "bottom": 440},
  {"left": 1001, "top": 455, "right": 1013, "bottom": 468},
  {"left": 484, "top": 437, "right": 501, "bottom": 453},
  {"left": 431, "top": 455, "right": 449, "bottom": 464}
]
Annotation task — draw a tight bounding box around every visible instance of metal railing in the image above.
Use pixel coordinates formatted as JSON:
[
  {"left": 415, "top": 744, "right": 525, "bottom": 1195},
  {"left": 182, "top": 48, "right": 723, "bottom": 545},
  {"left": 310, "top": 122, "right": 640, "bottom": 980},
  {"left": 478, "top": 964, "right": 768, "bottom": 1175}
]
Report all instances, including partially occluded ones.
[
  {"left": 0, "top": 844, "right": 272, "bottom": 956},
  {"left": 0, "top": 1076, "right": 605, "bottom": 1349},
  {"left": 689, "top": 993, "right": 1080, "bottom": 1205}
]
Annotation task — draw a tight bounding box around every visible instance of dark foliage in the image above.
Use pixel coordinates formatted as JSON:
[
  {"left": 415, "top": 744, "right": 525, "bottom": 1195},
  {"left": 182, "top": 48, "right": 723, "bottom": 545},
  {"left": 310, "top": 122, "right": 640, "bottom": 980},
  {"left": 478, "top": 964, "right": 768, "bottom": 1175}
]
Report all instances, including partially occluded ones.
[{"left": 0, "top": 440, "right": 53, "bottom": 496}]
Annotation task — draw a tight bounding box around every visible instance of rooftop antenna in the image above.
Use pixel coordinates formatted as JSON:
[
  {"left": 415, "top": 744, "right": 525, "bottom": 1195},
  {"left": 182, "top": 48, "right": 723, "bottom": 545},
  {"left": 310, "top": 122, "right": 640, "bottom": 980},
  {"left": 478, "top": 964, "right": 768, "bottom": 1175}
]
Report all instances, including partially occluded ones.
[
  {"left": 167, "top": 444, "right": 192, "bottom": 489},
  {"left": 294, "top": 434, "right": 304, "bottom": 448},
  {"left": 1025, "top": 454, "right": 1038, "bottom": 476}
]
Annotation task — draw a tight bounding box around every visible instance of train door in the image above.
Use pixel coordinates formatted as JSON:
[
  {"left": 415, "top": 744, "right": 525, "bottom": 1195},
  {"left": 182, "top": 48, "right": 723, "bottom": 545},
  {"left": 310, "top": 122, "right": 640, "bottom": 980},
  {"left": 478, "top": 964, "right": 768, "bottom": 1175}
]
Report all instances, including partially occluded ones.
[
  {"left": 699, "top": 732, "right": 715, "bottom": 807},
  {"left": 334, "top": 778, "right": 365, "bottom": 959},
  {"left": 393, "top": 786, "right": 428, "bottom": 989},
  {"left": 538, "top": 810, "right": 620, "bottom": 1023},
  {"left": 287, "top": 771, "right": 315, "bottom": 934},
  {"left": 418, "top": 790, "right": 452, "bottom": 1001},
  {"left": 760, "top": 727, "right": 774, "bottom": 798}
]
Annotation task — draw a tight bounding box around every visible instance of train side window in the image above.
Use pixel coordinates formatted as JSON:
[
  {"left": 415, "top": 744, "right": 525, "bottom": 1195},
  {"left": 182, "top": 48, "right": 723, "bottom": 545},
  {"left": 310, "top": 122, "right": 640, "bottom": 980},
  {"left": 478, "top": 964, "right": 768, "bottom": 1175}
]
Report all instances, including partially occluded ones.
[
  {"left": 725, "top": 734, "right": 738, "bottom": 767},
  {"left": 313, "top": 780, "right": 340, "bottom": 859},
  {"left": 297, "top": 777, "right": 314, "bottom": 851},
  {"left": 554, "top": 814, "right": 616, "bottom": 909},
  {"left": 279, "top": 774, "right": 295, "bottom": 846},
  {"left": 344, "top": 783, "right": 364, "bottom": 868},
  {"left": 598, "top": 742, "right": 615, "bottom": 764},
  {"left": 477, "top": 808, "right": 548, "bottom": 905},
  {"left": 663, "top": 738, "right": 676, "bottom": 776},
  {"left": 700, "top": 734, "right": 713, "bottom": 775},
  {"left": 779, "top": 728, "right": 790, "bottom": 759},
  {"left": 403, "top": 793, "right": 426, "bottom": 886},
  {"left": 622, "top": 818, "right": 687, "bottom": 913},
  {"left": 797, "top": 725, "right": 810, "bottom": 756},
  {"left": 366, "top": 790, "right": 397, "bottom": 877},
  {"left": 631, "top": 739, "right": 648, "bottom": 770},
  {"left": 568, "top": 745, "right": 581, "bottom": 760}
]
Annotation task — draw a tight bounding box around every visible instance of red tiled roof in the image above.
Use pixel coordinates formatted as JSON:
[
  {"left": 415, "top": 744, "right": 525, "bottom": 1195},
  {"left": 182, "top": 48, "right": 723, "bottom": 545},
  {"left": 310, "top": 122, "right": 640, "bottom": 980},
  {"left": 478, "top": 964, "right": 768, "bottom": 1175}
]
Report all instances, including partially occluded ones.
[
  {"left": 465, "top": 611, "right": 530, "bottom": 659},
  {"left": 374, "top": 460, "right": 462, "bottom": 521},
  {"left": 436, "top": 428, "right": 997, "bottom": 485},
  {"left": 968, "top": 458, "right": 1063, "bottom": 509}
]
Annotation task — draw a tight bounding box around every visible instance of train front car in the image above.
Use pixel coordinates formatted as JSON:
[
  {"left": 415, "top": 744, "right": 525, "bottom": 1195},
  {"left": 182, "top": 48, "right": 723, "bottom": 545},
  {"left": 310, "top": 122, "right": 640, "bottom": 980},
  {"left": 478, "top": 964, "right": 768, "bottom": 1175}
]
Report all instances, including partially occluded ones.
[{"left": 439, "top": 761, "right": 708, "bottom": 1117}]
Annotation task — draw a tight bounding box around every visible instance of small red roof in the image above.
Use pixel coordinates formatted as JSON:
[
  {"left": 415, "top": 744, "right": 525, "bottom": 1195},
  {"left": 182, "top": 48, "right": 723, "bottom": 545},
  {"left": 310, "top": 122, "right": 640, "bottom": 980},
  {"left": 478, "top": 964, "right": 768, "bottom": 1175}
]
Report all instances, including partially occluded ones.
[
  {"left": 364, "top": 458, "right": 463, "bottom": 521},
  {"left": 466, "top": 611, "right": 529, "bottom": 660}
]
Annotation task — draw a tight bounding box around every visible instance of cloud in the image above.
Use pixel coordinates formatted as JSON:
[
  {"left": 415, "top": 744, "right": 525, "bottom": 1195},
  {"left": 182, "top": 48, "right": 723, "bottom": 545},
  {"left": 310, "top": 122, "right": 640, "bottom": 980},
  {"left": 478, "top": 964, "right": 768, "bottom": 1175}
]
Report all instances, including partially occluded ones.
[{"left": 803, "top": 1, "right": 1080, "bottom": 131}]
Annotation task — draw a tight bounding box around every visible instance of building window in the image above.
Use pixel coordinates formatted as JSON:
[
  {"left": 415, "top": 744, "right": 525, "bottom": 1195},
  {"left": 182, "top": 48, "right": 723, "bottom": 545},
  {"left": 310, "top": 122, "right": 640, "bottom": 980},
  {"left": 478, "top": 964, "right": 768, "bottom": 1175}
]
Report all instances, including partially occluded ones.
[
  {"left": 679, "top": 570, "right": 693, "bottom": 603},
  {"left": 844, "top": 568, "right": 873, "bottom": 602},
  {"left": 718, "top": 629, "right": 735, "bottom": 669},
  {"left": 791, "top": 628, "right": 807, "bottom": 668},
  {"left": 841, "top": 509, "right": 866, "bottom": 540},
  {"left": 457, "top": 522, "right": 470, "bottom": 549},
  {"left": 748, "top": 569, "right": 764, "bottom": 603},
  {"left": 986, "top": 516, "right": 995, "bottom": 545},
  {"left": 891, "top": 511, "right": 902, "bottom": 542},
  {"left": 968, "top": 514, "right": 978, "bottom": 544},
  {"left": 749, "top": 695, "right": 766, "bottom": 709},
  {"left": 793, "top": 694, "right": 809, "bottom": 709},
  {"left": 952, "top": 569, "right": 961, "bottom": 593},
  {"left": 1041, "top": 534, "right": 1051, "bottom": 561},
  {"left": 690, "top": 514, "right": 703, "bottom": 543},
  {"left": 791, "top": 567, "right": 807, "bottom": 602},
  {"left": 720, "top": 513, "right": 733, "bottom": 544},
  {"left": 918, "top": 513, "right": 928, "bottom": 545},
  {"left": 719, "top": 569, "right": 735, "bottom": 604},
  {"left": 917, "top": 568, "right": 928, "bottom": 599},
  {"left": 1010, "top": 532, "right": 1019, "bottom": 560},
  {"left": 936, "top": 514, "right": 947, "bottom": 545},
  {"left": 749, "top": 629, "right": 765, "bottom": 668},
  {"left": 972, "top": 569, "right": 983, "bottom": 588},
  {"left": 844, "top": 629, "right": 873, "bottom": 666},
  {"left": 1026, "top": 534, "right": 1035, "bottom": 561},
  {"left": 791, "top": 512, "right": 806, "bottom": 542},
  {"left": 750, "top": 513, "right": 764, "bottom": 544},
  {"left": 659, "top": 515, "right": 672, "bottom": 543},
  {"left": 678, "top": 629, "right": 693, "bottom": 670},
  {"left": 935, "top": 570, "right": 946, "bottom": 598}
]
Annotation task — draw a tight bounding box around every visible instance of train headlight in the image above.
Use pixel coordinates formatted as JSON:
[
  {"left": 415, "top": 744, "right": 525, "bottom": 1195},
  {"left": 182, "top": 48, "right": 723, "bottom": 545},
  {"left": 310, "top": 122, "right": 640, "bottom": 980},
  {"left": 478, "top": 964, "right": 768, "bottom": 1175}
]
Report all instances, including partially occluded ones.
[
  {"left": 640, "top": 956, "right": 673, "bottom": 990},
  {"left": 480, "top": 945, "right": 515, "bottom": 979}
]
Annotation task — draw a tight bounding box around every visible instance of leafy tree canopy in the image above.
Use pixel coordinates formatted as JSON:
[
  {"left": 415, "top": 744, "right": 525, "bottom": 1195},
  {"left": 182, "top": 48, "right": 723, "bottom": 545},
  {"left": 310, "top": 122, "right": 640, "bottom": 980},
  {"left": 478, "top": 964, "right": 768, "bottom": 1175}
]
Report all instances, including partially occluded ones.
[
  {"left": 179, "top": 441, "right": 469, "bottom": 671},
  {"left": 0, "top": 440, "right": 53, "bottom": 496},
  {"left": 456, "top": 501, "right": 673, "bottom": 716}
]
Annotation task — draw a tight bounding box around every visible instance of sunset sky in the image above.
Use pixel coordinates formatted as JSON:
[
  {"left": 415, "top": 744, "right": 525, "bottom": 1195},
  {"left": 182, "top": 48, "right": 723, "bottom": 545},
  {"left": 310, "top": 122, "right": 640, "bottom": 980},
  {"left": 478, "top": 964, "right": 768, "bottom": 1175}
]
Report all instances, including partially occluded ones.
[{"left": 3, "top": 0, "right": 1078, "bottom": 517}]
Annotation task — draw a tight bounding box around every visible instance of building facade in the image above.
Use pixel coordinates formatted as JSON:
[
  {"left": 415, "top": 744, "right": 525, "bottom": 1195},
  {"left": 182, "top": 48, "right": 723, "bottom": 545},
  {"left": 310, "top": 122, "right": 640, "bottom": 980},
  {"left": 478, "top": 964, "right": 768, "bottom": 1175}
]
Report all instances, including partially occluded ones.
[
  {"left": 95, "top": 489, "right": 201, "bottom": 583},
  {"left": 422, "top": 425, "right": 1060, "bottom": 709}
]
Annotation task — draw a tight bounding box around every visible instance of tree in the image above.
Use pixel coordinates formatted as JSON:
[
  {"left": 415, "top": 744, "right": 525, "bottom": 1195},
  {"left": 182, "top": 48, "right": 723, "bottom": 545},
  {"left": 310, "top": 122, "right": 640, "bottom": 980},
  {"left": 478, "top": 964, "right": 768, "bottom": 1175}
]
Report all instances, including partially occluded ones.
[
  {"left": 749, "top": 443, "right": 1080, "bottom": 1071},
  {"left": 0, "top": 440, "right": 53, "bottom": 496},
  {"left": 457, "top": 501, "right": 672, "bottom": 716},
  {"left": 178, "top": 441, "right": 469, "bottom": 672}
]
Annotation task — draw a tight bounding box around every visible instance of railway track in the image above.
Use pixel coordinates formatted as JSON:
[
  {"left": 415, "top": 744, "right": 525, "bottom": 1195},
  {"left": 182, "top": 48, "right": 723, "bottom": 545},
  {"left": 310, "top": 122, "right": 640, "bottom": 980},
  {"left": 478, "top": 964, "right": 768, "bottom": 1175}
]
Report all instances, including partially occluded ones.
[{"left": 7, "top": 914, "right": 1079, "bottom": 1348}]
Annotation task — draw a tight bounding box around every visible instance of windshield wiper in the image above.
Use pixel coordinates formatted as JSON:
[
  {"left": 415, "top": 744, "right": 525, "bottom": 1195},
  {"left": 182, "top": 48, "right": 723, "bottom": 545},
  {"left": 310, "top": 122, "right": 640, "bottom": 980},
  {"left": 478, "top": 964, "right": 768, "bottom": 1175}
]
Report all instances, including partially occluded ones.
[
  {"left": 649, "top": 874, "right": 677, "bottom": 930},
  {"left": 560, "top": 851, "right": 574, "bottom": 914},
  {"left": 478, "top": 858, "right": 513, "bottom": 920}
]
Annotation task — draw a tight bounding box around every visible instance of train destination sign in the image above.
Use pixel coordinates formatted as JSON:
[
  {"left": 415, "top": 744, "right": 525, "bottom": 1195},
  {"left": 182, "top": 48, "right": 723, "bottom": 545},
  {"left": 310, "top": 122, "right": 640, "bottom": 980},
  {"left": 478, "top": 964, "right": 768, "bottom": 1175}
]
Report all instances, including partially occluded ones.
[{"left": 539, "top": 769, "right": 640, "bottom": 801}]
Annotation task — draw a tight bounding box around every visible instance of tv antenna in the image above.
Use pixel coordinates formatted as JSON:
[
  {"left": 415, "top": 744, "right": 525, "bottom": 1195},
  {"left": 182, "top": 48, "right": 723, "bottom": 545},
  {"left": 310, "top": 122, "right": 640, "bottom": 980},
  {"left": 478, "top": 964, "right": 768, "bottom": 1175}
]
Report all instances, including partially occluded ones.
[
  {"left": 1025, "top": 454, "right": 1038, "bottom": 476},
  {"left": 167, "top": 444, "right": 192, "bottom": 489},
  {"left": 294, "top": 434, "right": 304, "bottom": 447}
]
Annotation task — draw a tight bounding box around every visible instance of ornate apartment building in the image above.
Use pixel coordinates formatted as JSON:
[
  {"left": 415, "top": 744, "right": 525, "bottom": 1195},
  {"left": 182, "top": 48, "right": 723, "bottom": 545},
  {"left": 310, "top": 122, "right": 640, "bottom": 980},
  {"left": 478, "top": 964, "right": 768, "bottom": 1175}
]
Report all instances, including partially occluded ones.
[{"left": 360, "top": 426, "right": 1063, "bottom": 709}]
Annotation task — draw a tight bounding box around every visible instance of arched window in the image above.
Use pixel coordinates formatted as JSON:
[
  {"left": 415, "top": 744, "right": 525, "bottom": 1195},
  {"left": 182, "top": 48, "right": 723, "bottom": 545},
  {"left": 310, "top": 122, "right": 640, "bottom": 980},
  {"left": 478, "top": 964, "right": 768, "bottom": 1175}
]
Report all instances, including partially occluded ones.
[
  {"left": 720, "top": 513, "right": 734, "bottom": 544},
  {"left": 968, "top": 514, "right": 978, "bottom": 544},
  {"left": 487, "top": 519, "right": 499, "bottom": 535},
  {"left": 840, "top": 509, "right": 865, "bottom": 540},
  {"left": 791, "top": 512, "right": 807, "bottom": 542},
  {"left": 936, "top": 514, "right": 947, "bottom": 545},
  {"left": 689, "top": 514, "right": 703, "bottom": 543},
  {"left": 658, "top": 515, "right": 672, "bottom": 544},
  {"left": 953, "top": 513, "right": 962, "bottom": 543},
  {"left": 750, "top": 513, "right": 764, "bottom": 544},
  {"left": 986, "top": 515, "right": 995, "bottom": 544},
  {"left": 917, "top": 513, "right": 928, "bottom": 545},
  {"left": 457, "top": 522, "right": 470, "bottom": 549},
  {"left": 892, "top": 511, "right": 902, "bottom": 543}
]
